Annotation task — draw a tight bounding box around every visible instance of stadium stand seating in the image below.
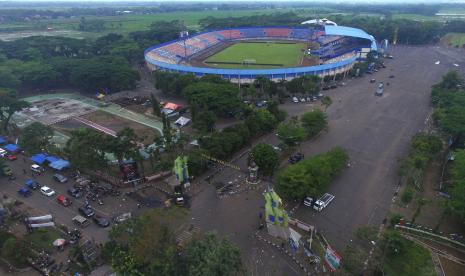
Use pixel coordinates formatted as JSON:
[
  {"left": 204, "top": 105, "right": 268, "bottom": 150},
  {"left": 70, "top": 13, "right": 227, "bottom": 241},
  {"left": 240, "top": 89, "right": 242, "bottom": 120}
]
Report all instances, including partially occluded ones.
[
  {"left": 265, "top": 28, "right": 290, "bottom": 38},
  {"left": 240, "top": 28, "right": 266, "bottom": 38},
  {"left": 148, "top": 28, "right": 337, "bottom": 64}
]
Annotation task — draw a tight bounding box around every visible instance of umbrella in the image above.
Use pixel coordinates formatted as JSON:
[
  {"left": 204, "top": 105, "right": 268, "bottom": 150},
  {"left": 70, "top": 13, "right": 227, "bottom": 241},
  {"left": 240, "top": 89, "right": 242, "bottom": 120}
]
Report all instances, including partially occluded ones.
[{"left": 53, "top": 238, "right": 66, "bottom": 247}]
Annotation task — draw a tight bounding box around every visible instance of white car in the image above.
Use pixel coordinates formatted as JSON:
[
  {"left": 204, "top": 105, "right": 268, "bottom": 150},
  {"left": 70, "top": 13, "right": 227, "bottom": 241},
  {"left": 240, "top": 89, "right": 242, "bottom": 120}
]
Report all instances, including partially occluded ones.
[
  {"left": 31, "top": 164, "right": 44, "bottom": 173},
  {"left": 0, "top": 148, "right": 6, "bottom": 157},
  {"left": 313, "top": 193, "right": 335, "bottom": 212},
  {"left": 292, "top": 97, "right": 299, "bottom": 103},
  {"left": 40, "top": 186, "right": 56, "bottom": 197}
]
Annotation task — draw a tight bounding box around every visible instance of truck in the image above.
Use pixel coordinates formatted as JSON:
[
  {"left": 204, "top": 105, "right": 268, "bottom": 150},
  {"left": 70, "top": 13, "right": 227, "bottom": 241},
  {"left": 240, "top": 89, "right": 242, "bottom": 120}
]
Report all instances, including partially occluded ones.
[
  {"left": 313, "top": 193, "right": 335, "bottom": 212},
  {"left": 375, "top": 82, "right": 384, "bottom": 96}
]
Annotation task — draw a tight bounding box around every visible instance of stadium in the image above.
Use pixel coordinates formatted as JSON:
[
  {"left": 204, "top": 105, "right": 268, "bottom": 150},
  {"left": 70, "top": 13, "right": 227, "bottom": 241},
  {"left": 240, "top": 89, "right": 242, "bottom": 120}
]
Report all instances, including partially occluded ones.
[{"left": 144, "top": 25, "right": 377, "bottom": 83}]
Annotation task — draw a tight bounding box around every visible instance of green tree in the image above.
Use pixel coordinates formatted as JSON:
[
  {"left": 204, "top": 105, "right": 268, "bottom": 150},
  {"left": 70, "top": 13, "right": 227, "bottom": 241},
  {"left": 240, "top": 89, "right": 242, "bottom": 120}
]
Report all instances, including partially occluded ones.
[
  {"left": 193, "top": 111, "right": 216, "bottom": 132},
  {"left": 251, "top": 143, "right": 279, "bottom": 176},
  {"left": 276, "top": 147, "right": 348, "bottom": 199},
  {"left": 150, "top": 94, "right": 161, "bottom": 117},
  {"left": 300, "top": 110, "right": 328, "bottom": 138},
  {"left": 0, "top": 89, "right": 30, "bottom": 132},
  {"left": 276, "top": 118, "right": 307, "bottom": 147},
  {"left": 18, "top": 122, "right": 53, "bottom": 154},
  {"left": 64, "top": 128, "right": 107, "bottom": 171},
  {"left": 245, "top": 109, "right": 277, "bottom": 135},
  {"left": 105, "top": 127, "right": 140, "bottom": 164},
  {"left": 321, "top": 96, "right": 333, "bottom": 111},
  {"left": 182, "top": 234, "right": 243, "bottom": 276},
  {"left": 183, "top": 82, "right": 242, "bottom": 117}
]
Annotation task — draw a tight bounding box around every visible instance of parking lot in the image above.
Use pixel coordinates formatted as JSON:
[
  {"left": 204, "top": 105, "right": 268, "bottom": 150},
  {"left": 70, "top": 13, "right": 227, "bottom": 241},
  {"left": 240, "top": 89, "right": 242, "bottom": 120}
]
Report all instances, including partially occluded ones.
[{"left": 1, "top": 155, "right": 140, "bottom": 244}]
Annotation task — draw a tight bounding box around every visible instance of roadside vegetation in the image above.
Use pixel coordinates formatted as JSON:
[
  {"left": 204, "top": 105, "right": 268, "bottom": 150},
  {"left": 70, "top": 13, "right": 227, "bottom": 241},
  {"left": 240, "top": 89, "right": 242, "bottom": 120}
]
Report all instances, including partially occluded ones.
[
  {"left": 431, "top": 71, "right": 465, "bottom": 223},
  {"left": 276, "top": 147, "right": 348, "bottom": 200},
  {"left": 398, "top": 133, "right": 442, "bottom": 204},
  {"left": 103, "top": 208, "right": 243, "bottom": 276}
]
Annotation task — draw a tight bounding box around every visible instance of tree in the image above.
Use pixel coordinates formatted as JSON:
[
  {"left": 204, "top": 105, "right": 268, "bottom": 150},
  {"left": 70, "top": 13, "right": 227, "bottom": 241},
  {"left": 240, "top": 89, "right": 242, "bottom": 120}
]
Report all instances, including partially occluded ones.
[
  {"left": 182, "top": 234, "right": 243, "bottom": 276},
  {"left": 64, "top": 128, "right": 107, "bottom": 171},
  {"left": 276, "top": 118, "right": 307, "bottom": 147},
  {"left": 245, "top": 109, "right": 277, "bottom": 135},
  {"left": 18, "top": 122, "right": 53, "bottom": 154},
  {"left": 183, "top": 82, "right": 242, "bottom": 117},
  {"left": 276, "top": 147, "right": 348, "bottom": 199},
  {"left": 150, "top": 94, "right": 161, "bottom": 117},
  {"left": 105, "top": 127, "right": 140, "bottom": 164},
  {"left": 0, "top": 88, "right": 30, "bottom": 131},
  {"left": 108, "top": 208, "right": 186, "bottom": 276},
  {"left": 321, "top": 96, "right": 333, "bottom": 111},
  {"left": 300, "top": 110, "right": 328, "bottom": 138},
  {"left": 251, "top": 143, "right": 279, "bottom": 176},
  {"left": 193, "top": 111, "right": 216, "bottom": 132}
]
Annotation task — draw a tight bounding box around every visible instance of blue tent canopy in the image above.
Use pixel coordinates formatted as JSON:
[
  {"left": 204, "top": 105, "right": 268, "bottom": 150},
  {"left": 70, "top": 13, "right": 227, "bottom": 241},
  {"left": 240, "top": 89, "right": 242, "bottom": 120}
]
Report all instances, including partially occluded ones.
[
  {"left": 46, "top": 156, "right": 60, "bottom": 163},
  {"left": 4, "top": 144, "right": 19, "bottom": 152},
  {"left": 49, "top": 159, "right": 70, "bottom": 170},
  {"left": 0, "top": 136, "right": 6, "bottom": 144},
  {"left": 30, "top": 153, "right": 47, "bottom": 165}
]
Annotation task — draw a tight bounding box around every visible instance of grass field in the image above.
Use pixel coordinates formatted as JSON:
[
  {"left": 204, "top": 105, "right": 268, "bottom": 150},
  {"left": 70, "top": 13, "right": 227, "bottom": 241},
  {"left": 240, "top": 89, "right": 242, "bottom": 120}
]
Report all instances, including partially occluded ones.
[
  {"left": 441, "top": 32, "right": 465, "bottom": 48},
  {"left": 0, "top": 8, "right": 312, "bottom": 40},
  {"left": 205, "top": 42, "right": 306, "bottom": 69}
]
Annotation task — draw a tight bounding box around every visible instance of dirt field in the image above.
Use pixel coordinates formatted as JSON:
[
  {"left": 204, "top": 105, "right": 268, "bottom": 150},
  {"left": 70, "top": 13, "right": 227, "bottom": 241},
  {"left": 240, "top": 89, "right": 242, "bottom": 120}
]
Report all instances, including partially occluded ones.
[
  {"left": 20, "top": 98, "right": 96, "bottom": 125},
  {"left": 82, "top": 110, "right": 160, "bottom": 144}
]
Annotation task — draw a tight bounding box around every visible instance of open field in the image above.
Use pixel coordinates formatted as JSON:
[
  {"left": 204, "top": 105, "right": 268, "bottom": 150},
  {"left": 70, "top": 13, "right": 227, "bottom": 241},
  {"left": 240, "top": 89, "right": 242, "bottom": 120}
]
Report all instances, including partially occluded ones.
[
  {"left": 205, "top": 41, "right": 306, "bottom": 69},
  {"left": 0, "top": 8, "right": 311, "bottom": 40}
]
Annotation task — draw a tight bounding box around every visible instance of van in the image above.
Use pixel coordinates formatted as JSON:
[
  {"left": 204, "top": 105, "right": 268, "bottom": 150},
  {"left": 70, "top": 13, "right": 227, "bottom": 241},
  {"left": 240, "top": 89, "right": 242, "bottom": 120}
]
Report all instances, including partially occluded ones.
[
  {"left": 72, "top": 215, "right": 90, "bottom": 228},
  {"left": 313, "top": 193, "right": 335, "bottom": 212}
]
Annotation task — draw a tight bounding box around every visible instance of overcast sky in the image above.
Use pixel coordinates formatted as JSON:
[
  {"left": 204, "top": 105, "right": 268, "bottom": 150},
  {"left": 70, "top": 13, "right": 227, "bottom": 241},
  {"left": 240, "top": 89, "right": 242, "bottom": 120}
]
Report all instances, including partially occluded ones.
[{"left": 1, "top": 0, "right": 464, "bottom": 3}]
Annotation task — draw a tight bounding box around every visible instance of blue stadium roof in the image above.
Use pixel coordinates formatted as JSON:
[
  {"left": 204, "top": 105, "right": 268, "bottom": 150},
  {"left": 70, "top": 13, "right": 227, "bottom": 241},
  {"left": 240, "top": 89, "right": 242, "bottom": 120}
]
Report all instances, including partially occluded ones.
[{"left": 324, "top": 25, "right": 377, "bottom": 51}]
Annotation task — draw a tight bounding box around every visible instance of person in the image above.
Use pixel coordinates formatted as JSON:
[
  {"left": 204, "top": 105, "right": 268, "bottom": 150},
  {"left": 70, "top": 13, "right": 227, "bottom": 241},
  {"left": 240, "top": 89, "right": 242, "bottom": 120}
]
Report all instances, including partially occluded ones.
[{"left": 23, "top": 168, "right": 27, "bottom": 174}]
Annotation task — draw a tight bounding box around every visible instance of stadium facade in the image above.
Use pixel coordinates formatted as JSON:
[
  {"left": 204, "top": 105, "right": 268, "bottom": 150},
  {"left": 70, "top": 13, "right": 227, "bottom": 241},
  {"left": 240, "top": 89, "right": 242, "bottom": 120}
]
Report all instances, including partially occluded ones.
[{"left": 144, "top": 25, "right": 377, "bottom": 83}]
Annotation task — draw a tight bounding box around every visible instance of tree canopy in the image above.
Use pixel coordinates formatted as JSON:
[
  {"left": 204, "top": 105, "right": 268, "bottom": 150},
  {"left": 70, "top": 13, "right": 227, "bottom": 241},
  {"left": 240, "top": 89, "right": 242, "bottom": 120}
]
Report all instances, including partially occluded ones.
[
  {"left": 277, "top": 147, "right": 348, "bottom": 199},
  {"left": 250, "top": 143, "right": 279, "bottom": 176},
  {"left": 18, "top": 122, "right": 54, "bottom": 154}
]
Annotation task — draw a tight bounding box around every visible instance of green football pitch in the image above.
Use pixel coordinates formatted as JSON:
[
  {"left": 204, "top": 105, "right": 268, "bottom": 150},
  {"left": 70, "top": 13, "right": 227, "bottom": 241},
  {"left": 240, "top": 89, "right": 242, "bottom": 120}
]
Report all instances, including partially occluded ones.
[{"left": 204, "top": 41, "right": 306, "bottom": 69}]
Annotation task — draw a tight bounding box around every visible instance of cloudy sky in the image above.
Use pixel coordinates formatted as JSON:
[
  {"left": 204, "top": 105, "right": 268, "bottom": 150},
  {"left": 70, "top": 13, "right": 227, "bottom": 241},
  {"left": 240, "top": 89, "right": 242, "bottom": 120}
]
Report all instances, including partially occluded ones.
[{"left": 2, "top": 0, "right": 464, "bottom": 2}]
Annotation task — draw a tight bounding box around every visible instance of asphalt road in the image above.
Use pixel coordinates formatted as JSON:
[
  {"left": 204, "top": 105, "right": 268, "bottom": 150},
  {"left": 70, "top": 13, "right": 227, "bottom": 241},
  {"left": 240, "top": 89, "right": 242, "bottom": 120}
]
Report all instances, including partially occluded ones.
[
  {"left": 293, "top": 45, "right": 465, "bottom": 251},
  {"left": 0, "top": 156, "right": 139, "bottom": 244},
  {"left": 189, "top": 45, "right": 465, "bottom": 274}
]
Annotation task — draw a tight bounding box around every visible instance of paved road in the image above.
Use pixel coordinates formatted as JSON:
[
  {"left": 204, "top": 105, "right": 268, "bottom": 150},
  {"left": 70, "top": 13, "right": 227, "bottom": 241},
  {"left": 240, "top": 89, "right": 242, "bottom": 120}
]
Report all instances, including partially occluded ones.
[
  {"left": 0, "top": 156, "right": 140, "bottom": 244},
  {"left": 294, "top": 45, "right": 465, "bottom": 251},
  {"left": 189, "top": 45, "right": 465, "bottom": 274}
]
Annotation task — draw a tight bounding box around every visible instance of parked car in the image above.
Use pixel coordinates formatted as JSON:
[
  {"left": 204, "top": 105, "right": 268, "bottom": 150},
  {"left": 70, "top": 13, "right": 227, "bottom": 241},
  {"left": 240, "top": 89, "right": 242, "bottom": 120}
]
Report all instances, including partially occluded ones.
[
  {"left": 300, "top": 97, "right": 306, "bottom": 102},
  {"left": 255, "top": 100, "right": 267, "bottom": 108},
  {"left": 6, "top": 154, "right": 17, "bottom": 161},
  {"left": 53, "top": 173, "right": 68, "bottom": 183},
  {"left": 0, "top": 148, "right": 6, "bottom": 157},
  {"left": 303, "top": 197, "right": 313, "bottom": 207},
  {"left": 18, "top": 187, "right": 32, "bottom": 197},
  {"left": 31, "top": 164, "right": 44, "bottom": 173},
  {"left": 113, "top": 212, "right": 132, "bottom": 224},
  {"left": 67, "top": 188, "right": 82, "bottom": 198},
  {"left": 292, "top": 97, "right": 299, "bottom": 103},
  {"left": 93, "top": 214, "right": 110, "bottom": 227},
  {"left": 72, "top": 215, "right": 90, "bottom": 228},
  {"left": 78, "top": 206, "right": 95, "bottom": 217},
  {"left": 56, "top": 195, "right": 72, "bottom": 207},
  {"left": 25, "top": 179, "right": 39, "bottom": 190},
  {"left": 370, "top": 79, "right": 376, "bottom": 83},
  {"left": 40, "top": 186, "right": 55, "bottom": 197},
  {"left": 389, "top": 75, "right": 395, "bottom": 78},
  {"left": 289, "top": 153, "right": 304, "bottom": 164}
]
